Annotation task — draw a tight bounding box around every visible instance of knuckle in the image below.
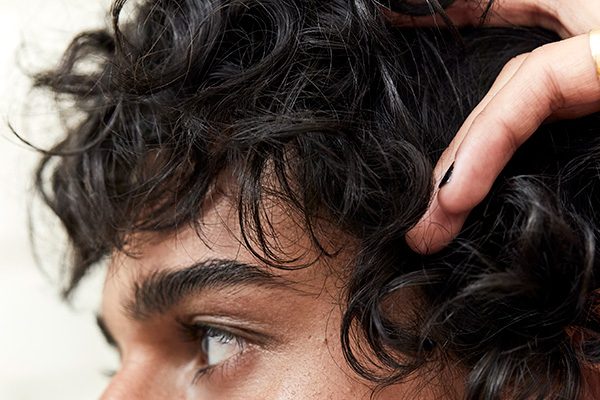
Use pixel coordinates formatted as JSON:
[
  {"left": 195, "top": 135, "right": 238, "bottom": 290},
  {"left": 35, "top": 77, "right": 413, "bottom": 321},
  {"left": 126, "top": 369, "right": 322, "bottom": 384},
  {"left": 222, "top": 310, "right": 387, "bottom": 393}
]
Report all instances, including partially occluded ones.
[
  {"left": 525, "top": 46, "right": 565, "bottom": 112},
  {"left": 546, "top": 0, "right": 562, "bottom": 21},
  {"left": 545, "top": 72, "right": 566, "bottom": 111},
  {"left": 498, "top": 117, "right": 524, "bottom": 153}
]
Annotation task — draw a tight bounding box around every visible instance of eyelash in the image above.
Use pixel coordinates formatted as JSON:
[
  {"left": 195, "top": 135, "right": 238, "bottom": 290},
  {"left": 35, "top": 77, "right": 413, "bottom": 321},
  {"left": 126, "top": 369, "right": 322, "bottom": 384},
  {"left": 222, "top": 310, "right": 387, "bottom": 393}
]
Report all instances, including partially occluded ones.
[{"left": 179, "top": 320, "right": 248, "bottom": 381}]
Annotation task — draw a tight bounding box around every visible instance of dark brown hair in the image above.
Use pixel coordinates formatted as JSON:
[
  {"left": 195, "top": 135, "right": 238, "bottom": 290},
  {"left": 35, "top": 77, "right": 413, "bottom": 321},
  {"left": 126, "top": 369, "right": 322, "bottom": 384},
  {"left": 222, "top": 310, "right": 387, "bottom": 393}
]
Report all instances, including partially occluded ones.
[{"left": 33, "top": 0, "right": 600, "bottom": 398}]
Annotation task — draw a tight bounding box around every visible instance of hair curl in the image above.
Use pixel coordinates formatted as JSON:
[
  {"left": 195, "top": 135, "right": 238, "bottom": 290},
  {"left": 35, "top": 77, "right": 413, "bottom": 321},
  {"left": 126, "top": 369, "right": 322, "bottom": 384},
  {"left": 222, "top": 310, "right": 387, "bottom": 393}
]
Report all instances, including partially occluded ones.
[{"left": 33, "top": 0, "right": 600, "bottom": 398}]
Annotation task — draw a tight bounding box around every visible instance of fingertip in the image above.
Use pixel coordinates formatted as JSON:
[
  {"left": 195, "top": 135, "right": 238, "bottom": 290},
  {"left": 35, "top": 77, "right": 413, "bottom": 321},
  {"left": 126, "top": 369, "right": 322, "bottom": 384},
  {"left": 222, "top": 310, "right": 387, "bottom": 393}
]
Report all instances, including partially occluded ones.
[
  {"left": 405, "top": 222, "right": 433, "bottom": 254},
  {"left": 406, "top": 226, "right": 450, "bottom": 254},
  {"left": 437, "top": 180, "right": 465, "bottom": 215},
  {"left": 406, "top": 202, "right": 469, "bottom": 255}
]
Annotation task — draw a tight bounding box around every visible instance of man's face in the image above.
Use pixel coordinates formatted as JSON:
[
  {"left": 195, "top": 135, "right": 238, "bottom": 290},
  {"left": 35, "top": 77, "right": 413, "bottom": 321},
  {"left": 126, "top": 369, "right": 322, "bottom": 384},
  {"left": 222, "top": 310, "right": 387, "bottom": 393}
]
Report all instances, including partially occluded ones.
[{"left": 98, "top": 194, "right": 452, "bottom": 399}]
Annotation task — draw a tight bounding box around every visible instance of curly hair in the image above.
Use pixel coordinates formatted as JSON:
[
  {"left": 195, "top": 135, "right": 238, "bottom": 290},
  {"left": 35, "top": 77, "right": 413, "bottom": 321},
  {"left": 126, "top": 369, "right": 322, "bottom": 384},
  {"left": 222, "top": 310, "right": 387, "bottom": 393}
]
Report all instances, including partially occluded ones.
[{"left": 33, "top": 0, "right": 600, "bottom": 398}]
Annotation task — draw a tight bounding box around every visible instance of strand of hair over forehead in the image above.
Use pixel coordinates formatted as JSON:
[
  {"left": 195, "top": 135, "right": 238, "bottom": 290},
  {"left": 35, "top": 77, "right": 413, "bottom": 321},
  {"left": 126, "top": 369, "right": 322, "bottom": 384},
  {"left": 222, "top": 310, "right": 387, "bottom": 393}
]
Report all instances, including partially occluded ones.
[{"left": 31, "top": 0, "right": 600, "bottom": 399}]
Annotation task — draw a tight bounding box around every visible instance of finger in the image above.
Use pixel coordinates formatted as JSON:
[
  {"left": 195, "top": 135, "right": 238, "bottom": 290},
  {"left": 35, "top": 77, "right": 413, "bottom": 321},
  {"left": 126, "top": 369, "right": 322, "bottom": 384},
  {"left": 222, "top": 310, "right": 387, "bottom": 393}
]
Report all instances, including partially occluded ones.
[
  {"left": 408, "top": 34, "right": 600, "bottom": 254},
  {"left": 445, "top": 34, "right": 600, "bottom": 213},
  {"left": 382, "top": 0, "right": 544, "bottom": 31},
  {"left": 435, "top": 52, "right": 530, "bottom": 175},
  {"left": 406, "top": 52, "right": 528, "bottom": 253},
  {"left": 384, "top": 0, "right": 600, "bottom": 39},
  {"left": 536, "top": 0, "right": 600, "bottom": 37},
  {"left": 382, "top": 1, "right": 485, "bottom": 28}
]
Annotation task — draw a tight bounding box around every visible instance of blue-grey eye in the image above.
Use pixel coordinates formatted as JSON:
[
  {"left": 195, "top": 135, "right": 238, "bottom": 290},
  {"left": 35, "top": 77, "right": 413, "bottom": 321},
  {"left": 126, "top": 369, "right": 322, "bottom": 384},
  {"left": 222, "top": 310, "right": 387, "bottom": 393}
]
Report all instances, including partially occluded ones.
[{"left": 200, "top": 326, "right": 243, "bottom": 366}]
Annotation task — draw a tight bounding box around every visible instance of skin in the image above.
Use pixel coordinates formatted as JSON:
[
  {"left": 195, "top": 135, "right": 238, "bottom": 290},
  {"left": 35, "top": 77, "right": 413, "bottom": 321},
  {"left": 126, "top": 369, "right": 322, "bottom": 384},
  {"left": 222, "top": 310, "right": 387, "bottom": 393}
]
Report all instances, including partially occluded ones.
[
  {"left": 386, "top": 0, "right": 600, "bottom": 254},
  {"left": 98, "top": 191, "right": 461, "bottom": 399}
]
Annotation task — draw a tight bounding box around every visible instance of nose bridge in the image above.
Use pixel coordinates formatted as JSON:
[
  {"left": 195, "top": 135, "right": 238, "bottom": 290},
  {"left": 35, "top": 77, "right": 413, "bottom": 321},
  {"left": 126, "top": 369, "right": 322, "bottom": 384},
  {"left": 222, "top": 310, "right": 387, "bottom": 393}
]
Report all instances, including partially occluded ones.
[
  {"left": 99, "top": 358, "right": 174, "bottom": 400},
  {"left": 100, "top": 371, "right": 155, "bottom": 400}
]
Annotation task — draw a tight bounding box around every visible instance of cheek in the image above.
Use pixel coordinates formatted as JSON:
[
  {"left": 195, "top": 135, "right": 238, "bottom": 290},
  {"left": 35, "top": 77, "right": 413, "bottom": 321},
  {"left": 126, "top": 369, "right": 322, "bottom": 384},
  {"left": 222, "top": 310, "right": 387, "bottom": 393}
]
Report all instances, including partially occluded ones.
[{"left": 243, "top": 321, "right": 371, "bottom": 400}]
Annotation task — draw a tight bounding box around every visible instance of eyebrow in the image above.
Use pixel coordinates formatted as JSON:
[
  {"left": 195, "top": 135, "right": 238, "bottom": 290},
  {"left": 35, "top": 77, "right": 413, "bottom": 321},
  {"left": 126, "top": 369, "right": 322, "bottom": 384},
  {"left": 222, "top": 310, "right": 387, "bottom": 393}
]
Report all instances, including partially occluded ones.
[{"left": 125, "top": 259, "right": 285, "bottom": 320}]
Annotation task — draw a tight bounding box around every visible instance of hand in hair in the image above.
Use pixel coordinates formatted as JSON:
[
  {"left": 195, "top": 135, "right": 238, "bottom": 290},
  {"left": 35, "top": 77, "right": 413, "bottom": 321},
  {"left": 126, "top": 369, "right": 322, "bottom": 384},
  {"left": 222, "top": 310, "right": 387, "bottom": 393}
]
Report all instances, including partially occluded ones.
[
  {"left": 384, "top": 0, "right": 600, "bottom": 253},
  {"left": 383, "top": 0, "right": 600, "bottom": 37},
  {"left": 408, "top": 33, "right": 600, "bottom": 253}
]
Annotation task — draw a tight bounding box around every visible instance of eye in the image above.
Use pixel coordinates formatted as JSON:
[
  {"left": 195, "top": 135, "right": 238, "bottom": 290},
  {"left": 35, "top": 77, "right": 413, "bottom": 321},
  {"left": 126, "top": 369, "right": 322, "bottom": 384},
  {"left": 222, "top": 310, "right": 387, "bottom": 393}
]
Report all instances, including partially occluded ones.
[
  {"left": 179, "top": 319, "right": 247, "bottom": 378},
  {"left": 200, "top": 326, "right": 244, "bottom": 366}
]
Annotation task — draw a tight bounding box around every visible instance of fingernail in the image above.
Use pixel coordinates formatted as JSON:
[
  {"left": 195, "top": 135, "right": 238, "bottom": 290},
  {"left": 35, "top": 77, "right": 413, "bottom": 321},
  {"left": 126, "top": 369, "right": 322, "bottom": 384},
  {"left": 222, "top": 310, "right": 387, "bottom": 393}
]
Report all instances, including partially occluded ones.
[{"left": 438, "top": 162, "right": 454, "bottom": 189}]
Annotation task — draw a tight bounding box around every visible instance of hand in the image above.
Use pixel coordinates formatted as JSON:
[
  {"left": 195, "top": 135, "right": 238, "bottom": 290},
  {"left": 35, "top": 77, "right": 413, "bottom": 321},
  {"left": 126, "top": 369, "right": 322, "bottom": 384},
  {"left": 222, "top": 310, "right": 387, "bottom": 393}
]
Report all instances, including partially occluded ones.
[
  {"left": 383, "top": 0, "right": 600, "bottom": 37},
  {"left": 393, "top": 1, "right": 600, "bottom": 253}
]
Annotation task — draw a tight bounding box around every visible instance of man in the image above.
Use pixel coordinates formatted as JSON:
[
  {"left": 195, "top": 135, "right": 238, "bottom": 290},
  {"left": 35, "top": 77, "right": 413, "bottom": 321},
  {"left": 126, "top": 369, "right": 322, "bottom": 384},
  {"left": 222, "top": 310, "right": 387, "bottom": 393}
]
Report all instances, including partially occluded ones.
[{"left": 35, "top": 0, "right": 600, "bottom": 398}]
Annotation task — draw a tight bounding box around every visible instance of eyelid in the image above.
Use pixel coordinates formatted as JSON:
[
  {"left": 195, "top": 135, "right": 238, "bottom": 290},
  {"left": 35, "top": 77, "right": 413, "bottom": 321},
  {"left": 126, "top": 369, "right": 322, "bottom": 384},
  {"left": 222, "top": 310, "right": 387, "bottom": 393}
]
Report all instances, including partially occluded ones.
[
  {"left": 182, "top": 315, "right": 275, "bottom": 347},
  {"left": 177, "top": 317, "right": 256, "bottom": 348}
]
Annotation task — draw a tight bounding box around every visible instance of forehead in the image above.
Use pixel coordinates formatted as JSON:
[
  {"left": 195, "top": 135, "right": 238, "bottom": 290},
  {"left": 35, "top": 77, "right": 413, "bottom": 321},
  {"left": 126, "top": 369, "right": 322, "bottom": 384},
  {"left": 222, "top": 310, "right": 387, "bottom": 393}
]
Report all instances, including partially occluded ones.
[{"left": 103, "top": 194, "right": 351, "bottom": 314}]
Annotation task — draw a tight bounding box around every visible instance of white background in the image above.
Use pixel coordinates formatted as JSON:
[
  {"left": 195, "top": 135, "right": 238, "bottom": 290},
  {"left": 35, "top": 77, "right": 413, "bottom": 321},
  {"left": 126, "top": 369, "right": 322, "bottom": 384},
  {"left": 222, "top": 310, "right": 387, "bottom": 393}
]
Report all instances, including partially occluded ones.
[{"left": 0, "top": 1, "right": 118, "bottom": 399}]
